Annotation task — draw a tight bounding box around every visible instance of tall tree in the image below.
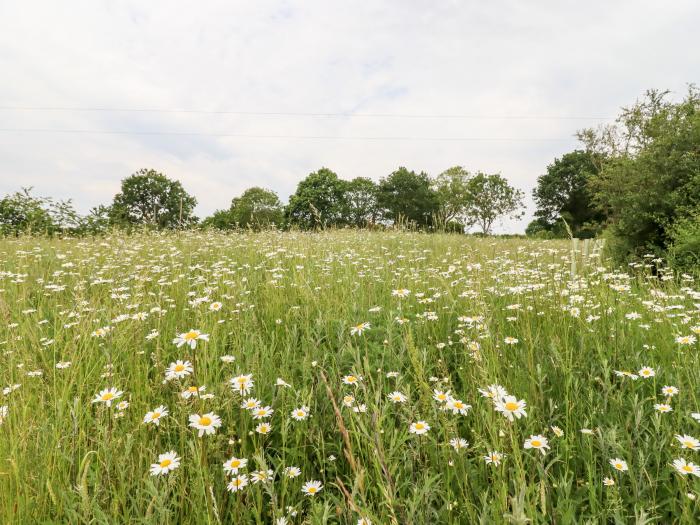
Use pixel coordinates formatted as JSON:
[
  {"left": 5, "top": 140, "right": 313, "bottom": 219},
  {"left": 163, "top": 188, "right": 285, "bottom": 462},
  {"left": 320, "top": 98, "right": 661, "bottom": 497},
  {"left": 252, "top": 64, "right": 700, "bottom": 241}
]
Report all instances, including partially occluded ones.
[
  {"left": 230, "top": 187, "right": 283, "bottom": 228},
  {"left": 377, "top": 167, "right": 439, "bottom": 228},
  {"left": 285, "top": 168, "right": 347, "bottom": 229},
  {"left": 529, "top": 150, "right": 604, "bottom": 238},
  {"left": 579, "top": 87, "right": 700, "bottom": 261},
  {"left": 110, "top": 169, "right": 197, "bottom": 228},
  {"left": 464, "top": 172, "right": 525, "bottom": 234},
  {"left": 432, "top": 166, "right": 472, "bottom": 227},
  {"left": 344, "top": 177, "right": 379, "bottom": 227}
]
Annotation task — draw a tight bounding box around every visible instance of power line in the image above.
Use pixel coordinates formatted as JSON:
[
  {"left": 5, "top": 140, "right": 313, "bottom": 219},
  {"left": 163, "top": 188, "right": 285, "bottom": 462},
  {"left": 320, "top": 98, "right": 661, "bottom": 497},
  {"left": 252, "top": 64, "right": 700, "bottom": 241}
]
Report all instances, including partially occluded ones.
[
  {"left": 0, "top": 127, "right": 575, "bottom": 141},
  {"left": 0, "top": 105, "right": 612, "bottom": 120}
]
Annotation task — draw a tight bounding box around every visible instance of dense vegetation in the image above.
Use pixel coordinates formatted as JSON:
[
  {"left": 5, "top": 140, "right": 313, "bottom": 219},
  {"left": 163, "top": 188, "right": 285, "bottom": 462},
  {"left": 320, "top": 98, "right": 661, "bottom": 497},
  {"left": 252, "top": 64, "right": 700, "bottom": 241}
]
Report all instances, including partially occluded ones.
[{"left": 0, "top": 231, "right": 698, "bottom": 523}]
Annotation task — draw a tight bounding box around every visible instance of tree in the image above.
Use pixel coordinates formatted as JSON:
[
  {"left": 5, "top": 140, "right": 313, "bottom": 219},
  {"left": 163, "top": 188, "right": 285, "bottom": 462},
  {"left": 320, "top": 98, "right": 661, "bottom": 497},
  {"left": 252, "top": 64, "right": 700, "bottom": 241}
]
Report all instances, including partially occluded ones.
[
  {"left": 579, "top": 86, "right": 700, "bottom": 263},
  {"left": 110, "top": 169, "right": 197, "bottom": 228},
  {"left": 464, "top": 172, "right": 525, "bottom": 235},
  {"left": 529, "top": 150, "right": 604, "bottom": 238},
  {"left": 344, "top": 177, "right": 379, "bottom": 227},
  {"left": 432, "top": 166, "right": 472, "bottom": 228},
  {"left": 285, "top": 168, "right": 347, "bottom": 229},
  {"left": 0, "top": 188, "right": 55, "bottom": 235},
  {"left": 377, "top": 167, "right": 439, "bottom": 228},
  {"left": 229, "top": 187, "right": 283, "bottom": 228}
]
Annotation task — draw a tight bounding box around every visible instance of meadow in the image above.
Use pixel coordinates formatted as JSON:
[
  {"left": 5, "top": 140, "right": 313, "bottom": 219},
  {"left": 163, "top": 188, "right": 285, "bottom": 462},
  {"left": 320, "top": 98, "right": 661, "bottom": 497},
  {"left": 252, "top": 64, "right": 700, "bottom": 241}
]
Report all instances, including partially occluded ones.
[{"left": 0, "top": 230, "right": 698, "bottom": 524}]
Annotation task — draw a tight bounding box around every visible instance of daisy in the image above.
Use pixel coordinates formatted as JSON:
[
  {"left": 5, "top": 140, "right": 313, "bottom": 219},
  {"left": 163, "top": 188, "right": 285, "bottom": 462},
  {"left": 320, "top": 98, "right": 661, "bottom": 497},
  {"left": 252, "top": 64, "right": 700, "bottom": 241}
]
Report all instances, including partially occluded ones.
[
  {"left": 358, "top": 519, "right": 372, "bottom": 525},
  {"left": 433, "top": 389, "right": 451, "bottom": 403},
  {"left": 654, "top": 403, "right": 673, "bottom": 413},
  {"left": 227, "top": 474, "right": 249, "bottom": 492},
  {"left": 291, "top": 406, "right": 310, "bottom": 421},
  {"left": 551, "top": 426, "right": 564, "bottom": 437},
  {"left": 342, "top": 395, "right": 355, "bottom": 407},
  {"left": 675, "top": 434, "right": 700, "bottom": 451},
  {"left": 251, "top": 469, "right": 274, "bottom": 484},
  {"left": 609, "top": 458, "right": 628, "bottom": 472},
  {"left": 223, "top": 456, "right": 248, "bottom": 475},
  {"left": 149, "top": 451, "right": 180, "bottom": 476},
  {"left": 350, "top": 322, "right": 370, "bottom": 336},
  {"left": 241, "top": 398, "right": 261, "bottom": 410},
  {"left": 450, "top": 438, "right": 469, "bottom": 451},
  {"left": 165, "top": 360, "right": 193, "bottom": 381},
  {"left": 524, "top": 435, "right": 550, "bottom": 455},
  {"left": 504, "top": 337, "right": 519, "bottom": 345},
  {"left": 0, "top": 405, "right": 8, "bottom": 425},
  {"left": 672, "top": 458, "right": 700, "bottom": 477},
  {"left": 603, "top": 477, "right": 615, "bottom": 486},
  {"left": 342, "top": 374, "right": 362, "bottom": 386},
  {"left": 209, "top": 302, "right": 223, "bottom": 311},
  {"left": 251, "top": 406, "right": 274, "bottom": 419},
  {"left": 392, "top": 289, "right": 410, "bottom": 298},
  {"left": 676, "top": 335, "right": 697, "bottom": 345},
  {"left": 188, "top": 412, "right": 221, "bottom": 437},
  {"left": 661, "top": 386, "right": 679, "bottom": 397},
  {"left": 173, "top": 329, "right": 209, "bottom": 349},
  {"left": 478, "top": 384, "right": 508, "bottom": 401},
  {"left": 409, "top": 421, "right": 430, "bottom": 435},
  {"left": 387, "top": 391, "right": 407, "bottom": 403},
  {"left": 692, "top": 413, "right": 700, "bottom": 422},
  {"left": 181, "top": 385, "right": 206, "bottom": 399},
  {"left": 301, "top": 480, "right": 323, "bottom": 496},
  {"left": 638, "top": 367, "right": 655, "bottom": 379},
  {"left": 220, "top": 355, "right": 236, "bottom": 363},
  {"left": 92, "top": 387, "right": 123, "bottom": 407},
  {"left": 446, "top": 398, "right": 471, "bottom": 415},
  {"left": 230, "top": 374, "right": 254, "bottom": 395},
  {"left": 483, "top": 451, "right": 504, "bottom": 466},
  {"left": 284, "top": 466, "right": 301, "bottom": 478},
  {"left": 494, "top": 395, "right": 527, "bottom": 421},
  {"left": 255, "top": 422, "right": 272, "bottom": 435}
]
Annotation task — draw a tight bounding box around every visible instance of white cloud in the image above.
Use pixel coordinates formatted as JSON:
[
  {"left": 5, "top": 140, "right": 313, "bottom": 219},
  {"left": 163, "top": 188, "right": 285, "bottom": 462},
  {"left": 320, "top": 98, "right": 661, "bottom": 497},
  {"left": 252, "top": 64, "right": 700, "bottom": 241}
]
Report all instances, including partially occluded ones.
[{"left": 0, "top": 0, "right": 698, "bottom": 231}]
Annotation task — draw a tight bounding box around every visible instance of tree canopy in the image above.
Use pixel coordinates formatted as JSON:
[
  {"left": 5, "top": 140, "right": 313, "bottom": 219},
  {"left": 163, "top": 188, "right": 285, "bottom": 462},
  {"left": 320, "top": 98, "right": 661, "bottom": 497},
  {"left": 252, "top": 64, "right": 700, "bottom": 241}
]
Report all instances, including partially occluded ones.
[
  {"left": 377, "top": 167, "right": 439, "bottom": 228},
  {"left": 110, "top": 169, "right": 197, "bottom": 228},
  {"left": 464, "top": 173, "right": 525, "bottom": 235},
  {"left": 285, "top": 168, "right": 348, "bottom": 229}
]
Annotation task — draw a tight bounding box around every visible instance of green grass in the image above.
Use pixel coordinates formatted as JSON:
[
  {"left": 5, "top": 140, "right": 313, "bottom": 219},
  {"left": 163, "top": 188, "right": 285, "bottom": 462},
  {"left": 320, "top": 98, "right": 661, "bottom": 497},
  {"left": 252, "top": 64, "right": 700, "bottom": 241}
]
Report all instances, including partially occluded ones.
[{"left": 0, "top": 230, "right": 698, "bottom": 524}]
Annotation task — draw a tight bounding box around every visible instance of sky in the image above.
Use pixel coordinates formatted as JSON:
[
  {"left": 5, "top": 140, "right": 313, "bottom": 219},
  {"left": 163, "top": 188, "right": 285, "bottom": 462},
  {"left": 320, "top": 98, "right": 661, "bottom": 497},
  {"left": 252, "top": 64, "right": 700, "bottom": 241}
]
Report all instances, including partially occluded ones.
[{"left": 1, "top": 1, "right": 698, "bottom": 232}]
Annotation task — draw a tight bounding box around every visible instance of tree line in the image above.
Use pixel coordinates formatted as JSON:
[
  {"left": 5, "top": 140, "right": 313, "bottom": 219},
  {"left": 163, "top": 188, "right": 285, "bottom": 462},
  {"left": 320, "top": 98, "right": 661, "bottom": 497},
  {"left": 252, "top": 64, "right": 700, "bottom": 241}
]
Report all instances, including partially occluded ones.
[
  {"left": 0, "top": 167, "right": 525, "bottom": 236},
  {"left": 1, "top": 87, "right": 698, "bottom": 271}
]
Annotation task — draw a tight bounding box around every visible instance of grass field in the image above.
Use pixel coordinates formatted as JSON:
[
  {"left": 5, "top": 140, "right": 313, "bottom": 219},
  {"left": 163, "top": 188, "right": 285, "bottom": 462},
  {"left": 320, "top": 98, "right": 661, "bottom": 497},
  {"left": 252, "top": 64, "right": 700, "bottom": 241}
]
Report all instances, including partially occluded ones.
[{"left": 0, "top": 231, "right": 699, "bottom": 524}]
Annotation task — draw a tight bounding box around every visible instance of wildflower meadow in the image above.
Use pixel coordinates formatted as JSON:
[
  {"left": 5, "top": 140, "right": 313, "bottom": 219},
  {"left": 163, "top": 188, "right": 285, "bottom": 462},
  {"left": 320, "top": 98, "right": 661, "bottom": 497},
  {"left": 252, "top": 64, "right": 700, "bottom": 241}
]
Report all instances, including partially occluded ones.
[{"left": 1, "top": 230, "right": 698, "bottom": 524}]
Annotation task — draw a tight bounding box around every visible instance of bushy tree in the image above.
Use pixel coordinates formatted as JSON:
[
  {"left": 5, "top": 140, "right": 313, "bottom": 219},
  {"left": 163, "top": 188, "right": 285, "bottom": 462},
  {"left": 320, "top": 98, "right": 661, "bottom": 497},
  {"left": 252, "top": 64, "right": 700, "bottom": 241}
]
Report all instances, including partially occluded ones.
[
  {"left": 377, "top": 167, "right": 439, "bottom": 228},
  {"left": 344, "top": 177, "right": 379, "bottom": 227},
  {"left": 464, "top": 172, "right": 525, "bottom": 235},
  {"left": 432, "top": 166, "right": 472, "bottom": 230},
  {"left": 0, "top": 187, "right": 82, "bottom": 236},
  {"left": 529, "top": 150, "right": 604, "bottom": 238},
  {"left": 579, "top": 87, "right": 700, "bottom": 263},
  {"left": 286, "top": 168, "right": 347, "bottom": 229},
  {"left": 110, "top": 169, "right": 197, "bottom": 228},
  {"left": 229, "top": 187, "right": 283, "bottom": 228}
]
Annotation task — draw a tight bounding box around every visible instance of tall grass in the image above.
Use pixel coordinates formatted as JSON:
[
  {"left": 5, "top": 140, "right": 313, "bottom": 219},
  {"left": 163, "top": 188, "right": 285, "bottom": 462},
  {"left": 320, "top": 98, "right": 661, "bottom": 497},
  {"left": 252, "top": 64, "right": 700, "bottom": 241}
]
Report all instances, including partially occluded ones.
[{"left": 0, "top": 231, "right": 698, "bottom": 523}]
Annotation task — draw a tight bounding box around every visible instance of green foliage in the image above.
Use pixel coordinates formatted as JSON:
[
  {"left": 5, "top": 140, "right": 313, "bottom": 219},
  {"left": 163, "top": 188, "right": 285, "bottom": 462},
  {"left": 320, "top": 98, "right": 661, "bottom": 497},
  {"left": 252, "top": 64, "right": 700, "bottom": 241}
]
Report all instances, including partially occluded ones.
[
  {"left": 230, "top": 187, "right": 283, "bottom": 229},
  {"left": 377, "top": 167, "right": 439, "bottom": 228},
  {"left": 200, "top": 209, "right": 236, "bottom": 230},
  {"left": 343, "top": 177, "right": 379, "bottom": 227},
  {"left": 666, "top": 211, "right": 700, "bottom": 274},
  {"left": 109, "top": 169, "right": 197, "bottom": 229},
  {"left": 580, "top": 87, "right": 700, "bottom": 261},
  {"left": 0, "top": 187, "right": 81, "bottom": 236},
  {"left": 432, "top": 166, "right": 473, "bottom": 227},
  {"left": 464, "top": 172, "right": 525, "bottom": 234},
  {"left": 285, "top": 168, "right": 348, "bottom": 229},
  {"left": 531, "top": 150, "right": 604, "bottom": 238}
]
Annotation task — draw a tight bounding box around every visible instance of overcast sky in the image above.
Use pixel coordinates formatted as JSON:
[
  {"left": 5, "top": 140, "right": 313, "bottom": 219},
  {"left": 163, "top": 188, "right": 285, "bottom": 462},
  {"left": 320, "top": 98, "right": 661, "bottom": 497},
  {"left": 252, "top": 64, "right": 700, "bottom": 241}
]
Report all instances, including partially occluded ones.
[{"left": 1, "top": 1, "right": 698, "bottom": 232}]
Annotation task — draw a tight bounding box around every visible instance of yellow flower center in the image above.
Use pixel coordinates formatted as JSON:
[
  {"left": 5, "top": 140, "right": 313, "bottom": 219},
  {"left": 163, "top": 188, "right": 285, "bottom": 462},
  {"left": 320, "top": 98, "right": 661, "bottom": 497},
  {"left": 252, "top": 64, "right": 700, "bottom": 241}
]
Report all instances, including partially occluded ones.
[
  {"left": 102, "top": 393, "right": 114, "bottom": 400},
  {"left": 347, "top": 376, "right": 356, "bottom": 382},
  {"left": 615, "top": 463, "right": 623, "bottom": 469},
  {"left": 308, "top": 487, "right": 317, "bottom": 493},
  {"left": 684, "top": 441, "right": 694, "bottom": 448},
  {"left": 199, "top": 416, "right": 212, "bottom": 426},
  {"left": 531, "top": 440, "right": 541, "bottom": 447},
  {"left": 505, "top": 402, "right": 519, "bottom": 411},
  {"left": 160, "top": 459, "right": 172, "bottom": 468},
  {"left": 175, "top": 364, "right": 185, "bottom": 372},
  {"left": 230, "top": 460, "right": 240, "bottom": 467},
  {"left": 415, "top": 423, "right": 424, "bottom": 430},
  {"left": 152, "top": 412, "right": 160, "bottom": 419},
  {"left": 682, "top": 465, "right": 693, "bottom": 472},
  {"left": 188, "top": 386, "right": 198, "bottom": 392},
  {"left": 184, "top": 331, "right": 198, "bottom": 340}
]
